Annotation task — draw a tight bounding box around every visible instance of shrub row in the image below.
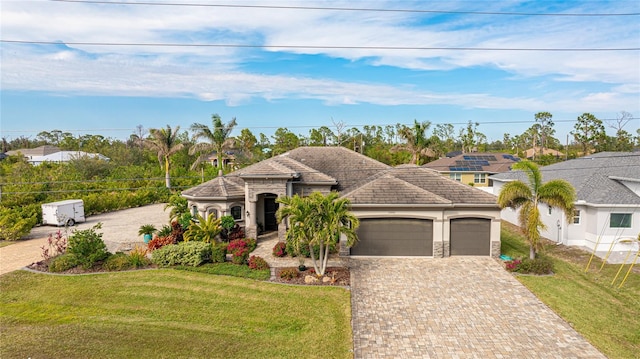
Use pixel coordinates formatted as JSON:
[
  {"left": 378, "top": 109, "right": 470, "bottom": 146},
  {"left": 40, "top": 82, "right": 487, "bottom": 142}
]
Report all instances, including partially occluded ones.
[{"left": 505, "top": 256, "right": 554, "bottom": 275}]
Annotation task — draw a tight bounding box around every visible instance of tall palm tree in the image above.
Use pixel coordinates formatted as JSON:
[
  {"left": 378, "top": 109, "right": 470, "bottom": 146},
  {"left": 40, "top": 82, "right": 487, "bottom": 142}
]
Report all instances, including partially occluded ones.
[
  {"left": 392, "top": 120, "right": 435, "bottom": 165},
  {"left": 497, "top": 161, "right": 576, "bottom": 259},
  {"left": 144, "top": 125, "right": 185, "bottom": 189},
  {"left": 190, "top": 114, "right": 237, "bottom": 173},
  {"left": 277, "top": 192, "right": 359, "bottom": 276}
]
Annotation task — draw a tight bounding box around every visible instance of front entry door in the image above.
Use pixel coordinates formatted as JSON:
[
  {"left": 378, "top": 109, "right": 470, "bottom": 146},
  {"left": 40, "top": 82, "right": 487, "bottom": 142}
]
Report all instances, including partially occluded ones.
[{"left": 264, "top": 196, "right": 279, "bottom": 231}]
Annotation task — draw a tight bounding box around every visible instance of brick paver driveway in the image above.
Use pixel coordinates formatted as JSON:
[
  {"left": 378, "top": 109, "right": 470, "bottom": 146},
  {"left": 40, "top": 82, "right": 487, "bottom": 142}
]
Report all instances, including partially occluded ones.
[{"left": 350, "top": 257, "right": 605, "bottom": 358}]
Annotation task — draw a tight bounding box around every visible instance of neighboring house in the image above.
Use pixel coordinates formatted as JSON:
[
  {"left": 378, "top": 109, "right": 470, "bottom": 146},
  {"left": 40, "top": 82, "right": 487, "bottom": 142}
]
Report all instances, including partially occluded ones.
[
  {"left": 523, "top": 147, "right": 565, "bottom": 159},
  {"left": 491, "top": 152, "right": 640, "bottom": 262},
  {"left": 6, "top": 145, "right": 61, "bottom": 157},
  {"left": 182, "top": 146, "right": 502, "bottom": 258},
  {"left": 28, "top": 151, "right": 110, "bottom": 165},
  {"left": 422, "top": 152, "right": 520, "bottom": 188},
  {"left": 6, "top": 146, "right": 109, "bottom": 165}
]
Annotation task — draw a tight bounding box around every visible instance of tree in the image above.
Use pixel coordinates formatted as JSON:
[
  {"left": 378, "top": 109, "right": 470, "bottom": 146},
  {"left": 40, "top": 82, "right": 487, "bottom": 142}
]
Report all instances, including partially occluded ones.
[
  {"left": 276, "top": 192, "right": 359, "bottom": 276},
  {"left": 235, "top": 128, "right": 259, "bottom": 164},
  {"left": 308, "top": 126, "right": 336, "bottom": 146},
  {"left": 571, "top": 113, "right": 606, "bottom": 155},
  {"left": 392, "top": 120, "right": 434, "bottom": 165},
  {"left": 272, "top": 128, "right": 300, "bottom": 155},
  {"left": 497, "top": 161, "right": 576, "bottom": 259},
  {"left": 458, "top": 121, "right": 485, "bottom": 153},
  {"left": 144, "top": 125, "right": 185, "bottom": 189},
  {"left": 190, "top": 114, "right": 237, "bottom": 173},
  {"left": 433, "top": 123, "right": 455, "bottom": 156},
  {"left": 534, "top": 112, "right": 555, "bottom": 155},
  {"left": 607, "top": 111, "right": 634, "bottom": 151}
]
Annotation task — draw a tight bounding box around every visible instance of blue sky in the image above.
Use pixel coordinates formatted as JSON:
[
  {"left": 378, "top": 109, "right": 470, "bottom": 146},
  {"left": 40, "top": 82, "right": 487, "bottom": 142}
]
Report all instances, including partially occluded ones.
[{"left": 1, "top": 0, "right": 639, "bottom": 144}]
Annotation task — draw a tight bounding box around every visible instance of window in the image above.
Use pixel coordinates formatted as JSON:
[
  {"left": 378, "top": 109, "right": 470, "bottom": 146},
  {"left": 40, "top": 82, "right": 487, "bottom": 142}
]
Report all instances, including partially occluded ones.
[
  {"left": 548, "top": 206, "right": 552, "bottom": 215},
  {"left": 231, "top": 205, "right": 242, "bottom": 220},
  {"left": 610, "top": 213, "right": 631, "bottom": 228},
  {"left": 474, "top": 173, "right": 486, "bottom": 184},
  {"left": 449, "top": 173, "right": 462, "bottom": 181},
  {"left": 206, "top": 208, "right": 218, "bottom": 220},
  {"left": 572, "top": 210, "right": 581, "bottom": 224},
  {"left": 190, "top": 205, "right": 198, "bottom": 217}
]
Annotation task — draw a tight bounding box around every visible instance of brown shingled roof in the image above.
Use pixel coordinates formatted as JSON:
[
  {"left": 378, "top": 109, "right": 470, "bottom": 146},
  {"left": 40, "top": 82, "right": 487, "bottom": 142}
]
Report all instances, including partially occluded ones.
[
  {"left": 344, "top": 167, "right": 497, "bottom": 206},
  {"left": 182, "top": 176, "right": 245, "bottom": 199},
  {"left": 283, "top": 146, "right": 390, "bottom": 191},
  {"left": 423, "top": 152, "right": 518, "bottom": 174}
]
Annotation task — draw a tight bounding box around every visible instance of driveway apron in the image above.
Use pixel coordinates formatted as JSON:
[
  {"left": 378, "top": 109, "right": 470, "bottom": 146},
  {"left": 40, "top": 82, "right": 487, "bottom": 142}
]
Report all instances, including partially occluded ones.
[{"left": 350, "top": 257, "right": 606, "bottom": 358}]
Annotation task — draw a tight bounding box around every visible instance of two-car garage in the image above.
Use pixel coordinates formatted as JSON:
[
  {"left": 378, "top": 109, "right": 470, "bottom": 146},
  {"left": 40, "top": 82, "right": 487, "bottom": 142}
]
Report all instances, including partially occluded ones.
[{"left": 350, "top": 217, "right": 492, "bottom": 257}]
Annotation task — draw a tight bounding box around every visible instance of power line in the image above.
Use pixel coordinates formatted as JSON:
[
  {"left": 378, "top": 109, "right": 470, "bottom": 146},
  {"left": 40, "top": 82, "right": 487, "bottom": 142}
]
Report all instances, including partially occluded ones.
[
  {"left": 3, "top": 39, "right": 638, "bottom": 52},
  {"left": 48, "top": 0, "right": 640, "bottom": 17}
]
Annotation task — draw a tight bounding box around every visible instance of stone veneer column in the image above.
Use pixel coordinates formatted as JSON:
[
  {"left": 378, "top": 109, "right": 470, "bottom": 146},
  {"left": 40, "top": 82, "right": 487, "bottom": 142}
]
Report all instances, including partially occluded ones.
[
  {"left": 245, "top": 200, "right": 258, "bottom": 239},
  {"left": 339, "top": 233, "right": 350, "bottom": 257}
]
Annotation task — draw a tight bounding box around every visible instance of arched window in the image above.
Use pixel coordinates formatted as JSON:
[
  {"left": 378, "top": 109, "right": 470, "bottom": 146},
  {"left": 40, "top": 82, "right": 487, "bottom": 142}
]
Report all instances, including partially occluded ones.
[
  {"left": 191, "top": 205, "right": 198, "bottom": 217},
  {"left": 206, "top": 208, "right": 218, "bottom": 220},
  {"left": 231, "top": 205, "right": 242, "bottom": 220}
]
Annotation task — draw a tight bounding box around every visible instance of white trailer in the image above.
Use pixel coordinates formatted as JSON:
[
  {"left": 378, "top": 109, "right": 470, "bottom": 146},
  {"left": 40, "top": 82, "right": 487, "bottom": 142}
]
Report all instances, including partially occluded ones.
[{"left": 42, "top": 199, "right": 86, "bottom": 226}]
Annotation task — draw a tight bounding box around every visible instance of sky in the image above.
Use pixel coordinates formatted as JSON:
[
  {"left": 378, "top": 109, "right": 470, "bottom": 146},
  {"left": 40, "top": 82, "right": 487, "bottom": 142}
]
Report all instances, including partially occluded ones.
[{"left": 1, "top": 0, "right": 639, "bottom": 145}]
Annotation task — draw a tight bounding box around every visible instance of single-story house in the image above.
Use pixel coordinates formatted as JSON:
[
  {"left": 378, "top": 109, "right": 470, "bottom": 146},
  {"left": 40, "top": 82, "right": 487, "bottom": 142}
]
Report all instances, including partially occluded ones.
[
  {"left": 523, "top": 147, "right": 565, "bottom": 159},
  {"left": 422, "top": 152, "right": 520, "bottom": 188},
  {"left": 182, "top": 146, "right": 501, "bottom": 257},
  {"left": 7, "top": 146, "right": 109, "bottom": 165},
  {"left": 491, "top": 152, "right": 640, "bottom": 263}
]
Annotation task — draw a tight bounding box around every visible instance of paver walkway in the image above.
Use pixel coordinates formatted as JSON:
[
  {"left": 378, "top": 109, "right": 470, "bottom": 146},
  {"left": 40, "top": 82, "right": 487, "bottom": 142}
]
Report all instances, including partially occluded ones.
[{"left": 350, "top": 257, "right": 606, "bottom": 359}]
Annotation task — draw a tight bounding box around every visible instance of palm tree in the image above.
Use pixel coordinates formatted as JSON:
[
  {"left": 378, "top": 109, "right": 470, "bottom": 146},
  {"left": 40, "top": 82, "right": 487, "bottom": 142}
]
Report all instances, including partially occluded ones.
[
  {"left": 190, "top": 114, "right": 237, "bottom": 173},
  {"left": 392, "top": 120, "right": 435, "bottom": 165},
  {"left": 497, "top": 161, "right": 576, "bottom": 259},
  {"left": 144, "top": 125, "right": 185, "bottom": 189},
  {"left": 277, "top": 192, "right": 359, "bottom": 276}
]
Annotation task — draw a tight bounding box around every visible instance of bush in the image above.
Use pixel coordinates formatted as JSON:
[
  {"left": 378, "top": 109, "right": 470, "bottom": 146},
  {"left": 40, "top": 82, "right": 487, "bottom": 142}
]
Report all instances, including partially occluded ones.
[
  {"left": 103, "top": 253, "right": 133, "bottom": 271},
  {"left": 279, "top": 268, "right": 298, "bottom": 280},
  {"left": 228, "top": 239, "right": 249, "bottom": 265},
  {"left": 211, "top": 243, "right": 227, "bottom": 263},
  {"left": 272, "top": 242, "right": 287, "bottom": 257},
  {"left": 248, "top": 255, "right": 269, "bottom": 270},
  {"left": 151, "top": 242, "right": 212, "bottom": 267},
  {"left": 0, "top": 206, "right": 38, "bottom": 241},
  {"left": 183, "top": 215, "right": 220, "bottom": 243},
  {"left": 148, "top": 236, "right": 176, "bottom": 251},
  {"left": 516, "top": 256, "right": 554, "bottom": 275},
  {"left": 67, "top": 224, "right": 109, "bottom": 269},
  {"left": 49, "top": 253, "right": 79, "bottom": 272},
  {"left": 129, "top": 245, "right": 150, "bottom": 268},
  {"left": 245, "top": 237, "right": 257, "bottom": 253},
  {"left": 506, "top": 256, "right": 554, "bottom": 275}
]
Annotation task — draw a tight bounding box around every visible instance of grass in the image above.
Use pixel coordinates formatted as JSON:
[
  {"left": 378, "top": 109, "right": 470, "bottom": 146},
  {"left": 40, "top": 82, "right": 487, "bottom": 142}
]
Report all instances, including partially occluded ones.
[
  {"left": 0, "top": 269, "right": 352, "bottom": 359},
  {"left": 501, "top": 224, "right": 640, "bottom": 359}
]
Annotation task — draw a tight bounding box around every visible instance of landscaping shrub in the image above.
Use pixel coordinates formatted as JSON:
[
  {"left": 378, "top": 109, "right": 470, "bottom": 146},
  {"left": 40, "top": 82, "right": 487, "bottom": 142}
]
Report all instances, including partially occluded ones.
[
  {"left": 505, "top": 256, "right": 554, "bottom": 275},
  {"left": 248, "top": 255, "right": 269, "bottom": 271},
  {"left": 41, "top": 230, "right": 67, "bottom": 261},
  {"left": 129, "top": 245, "right": 151, "bottom": 268},
  {"left": 103, "top": 253, "right": 133, "bottom": 271},
  {"left": 228, "top": 226, "right": 245, "bottom": 241},
  {"left": 151, "top": 242, "right": 212, "bottom": 267},
  {"left": 228, "top": 239, "right": 250, "bottom": 265},
  {"left": 517, "top": 256, "right": 554, "bottom": 275},
  {"left": 211, "top": 243, "right": 227, "bottom": 263},
  {"left": 272, "top": 242, "right": 287, "bottom": 257},
  {"left": 183, "top": 215, "right": 220, "bottom": 243},
  {"left": 157, "top": 224, "right": 173, "bottom": 238},
  {"left": 245, "top": 237, "right": 257, "bottom": 252},
  {"left": 49, "top": 253, "right": 79, "bottom": 272},
  {"left": 66, "top": 224, "right": 109, "bottom": 269},
  {"left": 279, "top": 268, "right": 298, "bottom": 280},
  {"left": 147, "top": 236, "right": 176, "bottom": 251},
  {"left": 0, "top": 205, "right": 38, "bottom": 241}
]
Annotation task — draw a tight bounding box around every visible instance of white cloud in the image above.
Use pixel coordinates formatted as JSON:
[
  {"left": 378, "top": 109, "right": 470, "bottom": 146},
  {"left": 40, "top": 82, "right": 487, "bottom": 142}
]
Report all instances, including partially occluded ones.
[{"left": 1, "top": 0, "right": 638, "bottom": 114}]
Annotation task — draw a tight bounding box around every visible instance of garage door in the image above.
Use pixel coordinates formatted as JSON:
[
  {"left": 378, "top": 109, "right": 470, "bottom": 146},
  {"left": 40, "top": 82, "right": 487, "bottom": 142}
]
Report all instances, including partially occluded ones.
[
  {"left": 450, "top": 218, "right": 491, "bottom": 255},
  {"left": 351, "top": 218, "right": 433, "bottom": 256}
]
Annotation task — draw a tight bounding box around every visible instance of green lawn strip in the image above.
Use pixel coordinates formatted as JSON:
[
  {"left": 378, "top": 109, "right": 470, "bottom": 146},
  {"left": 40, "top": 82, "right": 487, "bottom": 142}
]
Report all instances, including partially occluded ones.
[
  {"left": 174, "top": 262, "right": 271, "bottom": 281},
  {"left": 0, "top": 270, "right": 352, "bottom": 359},
  {"left": 501, "top": 226, "right": 640, "bottom": 359}
]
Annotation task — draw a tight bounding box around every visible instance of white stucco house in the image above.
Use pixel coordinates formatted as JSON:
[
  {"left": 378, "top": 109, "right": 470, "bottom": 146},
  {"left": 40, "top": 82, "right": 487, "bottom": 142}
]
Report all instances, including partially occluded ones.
[
  {"left": 182, "top": 146, "right": 502, "bottom": 258},
  {"left": 491, "top": 152, "right": 640, "bottom": 263}
]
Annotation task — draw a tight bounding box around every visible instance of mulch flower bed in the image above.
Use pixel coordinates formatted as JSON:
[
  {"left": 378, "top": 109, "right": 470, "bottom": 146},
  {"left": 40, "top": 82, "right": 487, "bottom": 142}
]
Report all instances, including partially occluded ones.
[{"left": 273, "top": 266, "right": 350, "bottom": 286}]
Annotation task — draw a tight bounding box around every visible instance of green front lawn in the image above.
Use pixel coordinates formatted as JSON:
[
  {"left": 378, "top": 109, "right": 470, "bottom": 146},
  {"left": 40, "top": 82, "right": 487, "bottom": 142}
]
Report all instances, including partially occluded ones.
[
  {"left": 0, "top": 270, "right": 352, "bottom": 359},
  {"left": 501, "top": 224, "right": 640, "bottom": 359}
]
